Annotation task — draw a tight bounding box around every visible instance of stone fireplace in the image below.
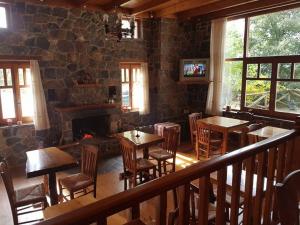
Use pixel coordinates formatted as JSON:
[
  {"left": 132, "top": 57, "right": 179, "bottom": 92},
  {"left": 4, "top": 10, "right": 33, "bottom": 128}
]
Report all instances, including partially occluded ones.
[
  {"left": 55, "top": 104, "right": 122, "bottom": 155},
  {"left": 72, "top": 115, "right": 110, "bottom": 140}
]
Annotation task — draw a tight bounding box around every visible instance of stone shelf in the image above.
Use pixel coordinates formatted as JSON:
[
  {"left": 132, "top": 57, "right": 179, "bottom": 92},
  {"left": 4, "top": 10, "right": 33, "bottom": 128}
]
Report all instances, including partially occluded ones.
[
  {"left": 54, "top": 104, "right": 118, "bottom": 113},
  {"left": 177, "top": 80, "right": 210, "bottom": 85}
]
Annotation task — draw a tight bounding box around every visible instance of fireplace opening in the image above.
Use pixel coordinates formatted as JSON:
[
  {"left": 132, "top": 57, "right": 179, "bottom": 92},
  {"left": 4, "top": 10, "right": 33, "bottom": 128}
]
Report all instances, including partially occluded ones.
[{"left": 72, "top": 115, "right": 109, "bottom": 141}]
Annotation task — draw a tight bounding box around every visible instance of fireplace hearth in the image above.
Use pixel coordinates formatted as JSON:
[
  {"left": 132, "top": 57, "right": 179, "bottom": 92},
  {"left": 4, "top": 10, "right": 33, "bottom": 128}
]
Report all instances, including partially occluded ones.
[{"left": 72, "top": 115, "right": 109, "bottom": 141}]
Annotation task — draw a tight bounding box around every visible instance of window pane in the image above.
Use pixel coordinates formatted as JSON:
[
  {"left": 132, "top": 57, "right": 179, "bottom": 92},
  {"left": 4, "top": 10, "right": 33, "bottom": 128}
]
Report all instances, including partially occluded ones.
[
  {"left": 222, "top": 61, "right": 243, "bottom": 110},
  {"left": 18, "top": 68, "right": 24, "bottom": 85},
  {"left": 20, "top": 87, "right": 33, "bottom": 117},
  {"left": 260, "top": 63, "right": 272, "bottom": 78},
  {"left": 25, "top": 68, "right": 31, "bottom": 85},
  {"left": 0, "top": 7, "right": 7, "bottom": 28},
  {"left": 248, "top": 8, "right": 300, "bottom": 57},
  {"left": 122, "top": 83, "right": 130, "bottom": 107},
  {"left": 276, "top": 81, "right": 300, "bottom": 113},
  {"left": 1, "top": 88, "right": 15, "bottom": 119},
  {"left": 6, "top": 69, "right": 12, "bottom": 86},
  {"left": 225, "top": 18, "right": 245, "bottom": 58},
  {"left": 121, "top": 68, "right": 125, "bottom": 82},
  {"left": 125, "top": 69, "right": 129, "bottom": 82},
  {"left": 245, "top": 80, "right": 271, "bottom": 110},
  {"left": 278, "top": 63, "right": 292, "bottom": 79},
  {"left": 0, "top": 69, "right": 4, "bottom": 86},
  {"left": 294, "top": 63, "right": 300, "bottom": 79},
  {"left": 247, "top": 64, "right": 258, "bottom": 78}
]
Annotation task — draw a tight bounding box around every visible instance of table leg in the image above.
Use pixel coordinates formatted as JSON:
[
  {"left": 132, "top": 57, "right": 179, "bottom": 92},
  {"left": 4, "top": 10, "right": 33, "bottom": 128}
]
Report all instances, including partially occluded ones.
[
  {"left": 223, "top": 131, "right": 228, "bottom": 154},
  {"left": 143, "top": 147, "right": 149, "bottom": 159},
  {"left": 48, "top": 172, "right": 58, "bottom": 205}
]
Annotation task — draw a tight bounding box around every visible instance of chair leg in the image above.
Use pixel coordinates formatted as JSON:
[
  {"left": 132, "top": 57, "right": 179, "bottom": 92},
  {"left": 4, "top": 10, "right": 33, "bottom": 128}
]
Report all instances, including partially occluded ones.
[
  {"left": 196, "top": 141, "right": 199, "bottom": 160},
  {"left": 163, "top": 161, "right": 167, "bottom": 175},
  {"left": 70, "top": 191, "right": 74, "bottom": 200},
  {"left": 158, "top": 160, "right": 162, "bottom": 177},
  {"left": 124, "top": 177, "right": 127, "bottom": 190},
  {"left": 153, "top": 167, "right": 156, "bottom": 178},
  {"left": 93, "top": 183, "right": 97, "bottom": 198}
]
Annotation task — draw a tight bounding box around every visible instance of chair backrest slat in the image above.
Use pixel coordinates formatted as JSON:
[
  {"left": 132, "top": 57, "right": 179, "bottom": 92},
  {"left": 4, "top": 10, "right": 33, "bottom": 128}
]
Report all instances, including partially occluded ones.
[
  {"left": 189, "top": 113, "right": 203, "bottom": 136},
  {"left": 120, "top": 138, "right": 137, "bottom": 172},
  {"left": 162, "top": 127, "right": 179, "bottom": 156},
  {"left": 81, "top": 144, "right": 99, "bottom": 183}
]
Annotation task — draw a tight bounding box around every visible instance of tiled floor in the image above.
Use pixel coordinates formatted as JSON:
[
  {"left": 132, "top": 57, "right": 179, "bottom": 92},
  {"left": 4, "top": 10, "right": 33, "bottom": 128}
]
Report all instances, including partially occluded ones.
[{"left": 0, "top": 143, "right": 210, "bottom": 225}]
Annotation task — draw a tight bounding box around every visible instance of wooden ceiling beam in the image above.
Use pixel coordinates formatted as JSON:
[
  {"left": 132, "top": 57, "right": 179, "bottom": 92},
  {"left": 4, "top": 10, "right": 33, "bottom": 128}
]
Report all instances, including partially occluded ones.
[
  {"left": 101, "top": 0, "right": 131, "bottom": 11},
  {"left": 155, "top": 0, "right": 220, "bottom": 17},
  {"left": 71, "top": 0, "right": 90, "bottom": 7},
  {"left": 201, "top": 0, "right": 300, "bottom": 19},
  {"left": 131, "top": 0, "right": 173, "bottom": 16},
  {"left": 177, "top": 0, "right": 259, "bottom": 19}
]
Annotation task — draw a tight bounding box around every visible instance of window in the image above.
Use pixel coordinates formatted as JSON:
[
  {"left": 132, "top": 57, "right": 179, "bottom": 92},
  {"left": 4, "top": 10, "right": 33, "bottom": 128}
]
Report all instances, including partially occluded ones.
[
  {"left": 0, "top": 5, "right": 8, "bottom": 28},
  {"left": 120, "top": 63, "right": 149, "bottom": 114},
  {"left": 223, "top": 7, "right": 300, "bottom": 117},
  {"left": 0, "top": 62, "right": 33, "bottom": 125},
  {"left": 121, "top": 18, "right": 139, "bottom": 39}
]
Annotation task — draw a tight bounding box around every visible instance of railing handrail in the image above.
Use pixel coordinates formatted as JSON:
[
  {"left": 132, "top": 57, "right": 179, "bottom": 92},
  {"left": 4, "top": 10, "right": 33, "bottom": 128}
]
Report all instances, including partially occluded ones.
[{"left": 38, "top": 129, "right": 298, "bottom": 225}]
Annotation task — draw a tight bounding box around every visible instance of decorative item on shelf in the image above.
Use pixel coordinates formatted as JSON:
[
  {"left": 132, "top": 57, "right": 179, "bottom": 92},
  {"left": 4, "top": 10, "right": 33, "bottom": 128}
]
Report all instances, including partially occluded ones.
[
  {"left": 226, "top": 105, "right": 231, "bottom": 112},
  {"left": 77, "top": 71, "right": 94, "bottom": 85},
  {"left": 108, "top": 86, "right": 117, "bottom": 104},
  {"left": 102, "top": 5, "right": 135, "bottom": 41}
]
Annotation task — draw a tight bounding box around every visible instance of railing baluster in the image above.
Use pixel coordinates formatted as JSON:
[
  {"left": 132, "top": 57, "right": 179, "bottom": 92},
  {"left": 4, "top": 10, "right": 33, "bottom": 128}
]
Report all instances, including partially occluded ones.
[
  {"left": 198, "top": 175, "right": 210, "bottom": 225},
  {"left": 243, "top": 156, "right": 255, "bottom": 225},
  {"left": 177, "top": 183, "right": 190, "bottom": 225},
  {"left": 253, "top": 151, "right": 266, "bottom": 225},
  {"left": 272, "top": 143, "right": 286, "bottom": 223},
  {"left": 216, "top": 167, "right": 227, "bottom": 225},
  {"left": 230, "top": 162, "right": 242, "bottom": 225},
  {"left": 131, "top": 203, "right": 140, "bottom": 220},
  {"left": 263, "top": 147, "right": 276, "bottom": 225},
  {"left": 156, "top": 192, "right": 167, "bottom": 225},
  {"left": 284, "top": 139, "right": 295, "bottom": 176},
  {"left": 96, "top": 217, "right": 107, "bottom": 225}
]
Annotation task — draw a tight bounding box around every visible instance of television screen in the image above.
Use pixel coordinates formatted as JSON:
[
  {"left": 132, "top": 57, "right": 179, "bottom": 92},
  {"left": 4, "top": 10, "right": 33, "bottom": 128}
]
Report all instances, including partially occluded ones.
[{"left": 183, "top": 62, "right": 207, "bottom": 77}]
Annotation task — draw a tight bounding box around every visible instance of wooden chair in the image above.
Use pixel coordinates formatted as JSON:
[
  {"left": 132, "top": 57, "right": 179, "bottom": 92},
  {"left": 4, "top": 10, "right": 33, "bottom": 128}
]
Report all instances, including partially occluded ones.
[
  {"left": 188, "top": 112, "right": 203, "bottom": 146},
  {"left": 275, "top": 169, "right": 300, "bottom": 225},
  {"left": 168, "top": 182, "right": 216, "bottom": 225},
  {"left": 120, "top": 138, "right": 156, "bottom": 190},
  {"left": 58, "top": 143, "right": 99, "bottom": 200},
  {"left": 195, "top": 121, "right": 222, "bottom": 159},
  {"left": 149, "top": 127, "right": 179, "bottom": 177},
  {"left": 0, "top": 161, "right": 48, "bottom": 225}
]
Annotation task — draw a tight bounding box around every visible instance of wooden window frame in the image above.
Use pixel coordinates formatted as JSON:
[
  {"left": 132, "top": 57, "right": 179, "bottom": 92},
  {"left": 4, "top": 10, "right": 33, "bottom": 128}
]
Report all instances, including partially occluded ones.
[
  {"left": 0, "top": 61, "right": 33, "bottom": 125},
  {"left": 0, "top": 3, "right": 11, "bottom": 29},
  {"left": 225, "top": 8, "right": 300, "bottom": 120},
  {"left": 120, "top": 62, "right": 142, "bottom": 111}
]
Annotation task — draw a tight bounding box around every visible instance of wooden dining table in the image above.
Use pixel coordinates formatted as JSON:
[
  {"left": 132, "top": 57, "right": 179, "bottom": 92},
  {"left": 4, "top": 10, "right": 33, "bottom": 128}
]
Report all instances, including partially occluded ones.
[
  {"left": 26, "top": 147, "right": 78, "bottom": 205},
  {"left": 116, "top": 130, "right": 165, "bottom": 159},
  {"left": 248, "top": 126, "right": 290, "bottom": 142},
  {"left": 199, "top": 116, "right": 249, "bottom": 154}
]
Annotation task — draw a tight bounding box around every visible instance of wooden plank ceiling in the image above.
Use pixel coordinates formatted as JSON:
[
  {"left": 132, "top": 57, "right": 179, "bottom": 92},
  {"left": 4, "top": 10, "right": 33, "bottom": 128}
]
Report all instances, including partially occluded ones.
[{"left": 30, "top": 0, "right": 300, "bottom": 19}]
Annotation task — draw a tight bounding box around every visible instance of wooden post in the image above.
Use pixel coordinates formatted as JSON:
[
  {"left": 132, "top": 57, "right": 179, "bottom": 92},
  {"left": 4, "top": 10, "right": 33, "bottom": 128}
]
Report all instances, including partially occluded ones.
[{"left": 292, "top": 116, "right": 300, "bottom": 170}]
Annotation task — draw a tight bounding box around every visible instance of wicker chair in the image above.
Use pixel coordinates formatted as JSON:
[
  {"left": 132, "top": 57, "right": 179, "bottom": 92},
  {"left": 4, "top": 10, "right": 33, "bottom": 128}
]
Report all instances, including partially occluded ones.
[{"left": 0, "top": 161, "right": 48, "bottom": 225}]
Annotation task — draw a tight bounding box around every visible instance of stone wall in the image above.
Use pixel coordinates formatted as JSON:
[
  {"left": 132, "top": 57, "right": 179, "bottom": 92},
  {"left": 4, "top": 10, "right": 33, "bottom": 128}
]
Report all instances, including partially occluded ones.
[{"left": 0, "top": 0, "right": 212, "bottom": 167}]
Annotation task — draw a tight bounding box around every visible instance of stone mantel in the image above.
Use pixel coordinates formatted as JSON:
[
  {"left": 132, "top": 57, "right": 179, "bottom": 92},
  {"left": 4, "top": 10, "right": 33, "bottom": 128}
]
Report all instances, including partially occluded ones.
[{"left": 54, "top": 104, "right": 119, "bottom": 113}]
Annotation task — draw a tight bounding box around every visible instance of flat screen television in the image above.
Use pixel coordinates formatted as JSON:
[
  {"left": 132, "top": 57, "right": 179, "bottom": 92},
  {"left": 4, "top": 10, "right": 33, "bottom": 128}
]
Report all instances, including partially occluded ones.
[{"left": 180, "top": 58, "right": 209, "bottom": 82}]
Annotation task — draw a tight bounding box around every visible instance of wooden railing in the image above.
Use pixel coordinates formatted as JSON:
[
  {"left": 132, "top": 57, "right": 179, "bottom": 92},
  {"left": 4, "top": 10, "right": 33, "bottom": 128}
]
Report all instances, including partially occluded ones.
[{"left": 38, "top": 118, "right": 300, "bottom": 225}]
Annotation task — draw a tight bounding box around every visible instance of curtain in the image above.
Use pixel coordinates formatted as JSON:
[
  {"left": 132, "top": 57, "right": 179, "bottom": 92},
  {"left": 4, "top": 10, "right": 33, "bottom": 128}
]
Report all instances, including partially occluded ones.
[
  {"left": 206, "top": 18, "right": 227, "bottom": 115},
  {"left": 132, "top": 63, "right": 150, "bottom": 115},
  {"left": 30, "top": 60, "right": 50, "bottom": 130}
]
